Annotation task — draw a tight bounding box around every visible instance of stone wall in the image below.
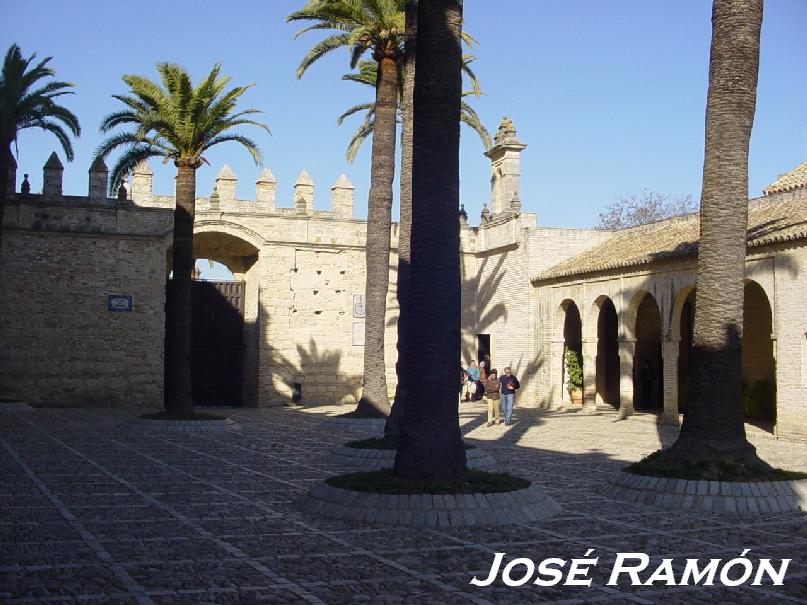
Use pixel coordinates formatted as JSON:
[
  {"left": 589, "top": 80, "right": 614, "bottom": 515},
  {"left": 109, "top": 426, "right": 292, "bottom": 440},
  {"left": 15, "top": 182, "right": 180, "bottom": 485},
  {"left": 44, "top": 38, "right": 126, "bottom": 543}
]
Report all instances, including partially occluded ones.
[{"left": 0, "top": 198, "right": 171, "bottom": 407}]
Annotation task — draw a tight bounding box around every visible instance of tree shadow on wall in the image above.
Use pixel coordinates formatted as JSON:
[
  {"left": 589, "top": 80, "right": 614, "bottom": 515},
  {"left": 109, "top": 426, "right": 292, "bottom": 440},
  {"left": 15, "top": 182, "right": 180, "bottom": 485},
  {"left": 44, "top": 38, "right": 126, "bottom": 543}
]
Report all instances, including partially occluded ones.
[{"left": 266, "top": 337, "right": 362, "bottom": 408}]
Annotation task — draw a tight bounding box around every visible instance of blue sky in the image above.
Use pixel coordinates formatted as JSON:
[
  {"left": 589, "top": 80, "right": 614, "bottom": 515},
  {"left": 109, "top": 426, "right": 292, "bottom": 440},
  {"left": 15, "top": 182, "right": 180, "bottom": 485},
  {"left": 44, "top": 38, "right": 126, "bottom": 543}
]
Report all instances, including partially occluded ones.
[{"left": 6, "top": 0, "right": 807, "bottom": 233}]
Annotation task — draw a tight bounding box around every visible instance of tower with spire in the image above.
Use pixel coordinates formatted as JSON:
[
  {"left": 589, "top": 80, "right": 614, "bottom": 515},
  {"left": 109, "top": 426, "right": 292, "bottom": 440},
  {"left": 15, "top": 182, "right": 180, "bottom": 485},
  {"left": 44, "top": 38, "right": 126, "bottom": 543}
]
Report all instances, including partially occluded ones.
[{"left": 484, "top": 116, "right": 527, "bottom": 217}]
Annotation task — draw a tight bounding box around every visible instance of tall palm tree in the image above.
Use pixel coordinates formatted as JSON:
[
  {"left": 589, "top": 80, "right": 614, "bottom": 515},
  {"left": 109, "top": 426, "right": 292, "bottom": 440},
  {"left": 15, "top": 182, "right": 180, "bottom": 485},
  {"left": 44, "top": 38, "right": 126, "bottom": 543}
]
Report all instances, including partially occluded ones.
[
  {"left": 337, "top": 56, "right": 491, "bottom": 163},
  {"left": 0, "top": 44, "right": 80, "bottom": 254},
  {"left": 96, "top": 63, "right": 269, "bottom": 415},
  {"left": 393, "top": 0, "right": 466, "bottom": 480},
  {"left": 384, "top": 0, "right": 418, "bottom": 439},
  {"left": 288, "top": 0, "right": 407, "bottom": 418},
  {"left": 644, "top": 0, "right": 769, "bottom": 471}
]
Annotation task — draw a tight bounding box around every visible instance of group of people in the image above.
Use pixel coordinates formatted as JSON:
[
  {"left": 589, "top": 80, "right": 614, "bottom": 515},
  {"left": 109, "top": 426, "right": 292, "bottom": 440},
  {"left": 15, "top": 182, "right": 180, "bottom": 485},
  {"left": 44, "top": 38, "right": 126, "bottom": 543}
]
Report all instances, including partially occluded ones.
[{"left": 461, "top": 359, "right": 520, "bottom": 427}]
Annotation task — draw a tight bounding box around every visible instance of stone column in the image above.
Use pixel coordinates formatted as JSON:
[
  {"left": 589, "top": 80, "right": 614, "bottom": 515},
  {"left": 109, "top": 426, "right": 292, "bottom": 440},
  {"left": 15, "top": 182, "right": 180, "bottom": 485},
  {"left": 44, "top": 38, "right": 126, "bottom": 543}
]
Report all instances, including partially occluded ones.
[
  {"left": 618, "top": 339, "right": 636, "bottom": 419},
  {"left": 549, "top": 341, "right": 565, "bottom": 410},
  {"left": 582, "top": 340, "right": 598, "bottom": 412},
  {"left": 662, "top": 339, "right": 680, "bottom": 424}
]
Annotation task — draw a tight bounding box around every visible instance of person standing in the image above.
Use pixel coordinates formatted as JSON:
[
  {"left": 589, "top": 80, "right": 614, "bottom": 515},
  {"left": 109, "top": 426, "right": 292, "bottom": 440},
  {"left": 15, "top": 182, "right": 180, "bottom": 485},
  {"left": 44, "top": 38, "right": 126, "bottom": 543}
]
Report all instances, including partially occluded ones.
[
  {"left": 463, "top": 360, "right": 480, "bottom": 402},
  {"left": 500, "top": 367, "right": 520, "bottom": 426},
  {"left": 483, "top": 369, "right": 501, "bottom": 427}
]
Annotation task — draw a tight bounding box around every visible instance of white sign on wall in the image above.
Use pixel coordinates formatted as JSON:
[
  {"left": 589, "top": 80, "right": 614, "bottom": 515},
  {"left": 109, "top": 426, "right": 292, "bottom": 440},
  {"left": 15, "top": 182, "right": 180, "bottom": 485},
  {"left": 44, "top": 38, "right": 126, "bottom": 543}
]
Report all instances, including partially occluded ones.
[
  {"left": 353, "top": 294, "right": 366, "bottom": 318},
  {"left": 352, "top": 321, "right": 365, "bottom": 346}
]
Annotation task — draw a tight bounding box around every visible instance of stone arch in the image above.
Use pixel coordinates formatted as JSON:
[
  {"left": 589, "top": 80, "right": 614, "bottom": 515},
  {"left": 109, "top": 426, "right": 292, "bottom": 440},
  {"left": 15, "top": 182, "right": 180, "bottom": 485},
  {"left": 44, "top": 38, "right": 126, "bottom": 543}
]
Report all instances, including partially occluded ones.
[
  {"left": 557, "top": 299, "right": 583, "bottom": 404},
  {"left": 183, "top": 226, "right": 263, "bottom": 407},
  {"left": 632, "top": 291, "right": 663, "bottom": 411},
  {"left": 742, "top": 279, "right": 776, "bottom": 424},
  {"left": 590, "top": 295, "right": 619, "bottom": 408}
]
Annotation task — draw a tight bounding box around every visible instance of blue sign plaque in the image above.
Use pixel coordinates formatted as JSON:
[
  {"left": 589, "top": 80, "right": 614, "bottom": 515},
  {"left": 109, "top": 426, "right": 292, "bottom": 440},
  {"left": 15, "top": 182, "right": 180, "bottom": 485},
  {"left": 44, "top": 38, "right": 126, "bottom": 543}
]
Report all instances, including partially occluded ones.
[{"left": 108, "top": 295, "right": 133, "bottom": 312}]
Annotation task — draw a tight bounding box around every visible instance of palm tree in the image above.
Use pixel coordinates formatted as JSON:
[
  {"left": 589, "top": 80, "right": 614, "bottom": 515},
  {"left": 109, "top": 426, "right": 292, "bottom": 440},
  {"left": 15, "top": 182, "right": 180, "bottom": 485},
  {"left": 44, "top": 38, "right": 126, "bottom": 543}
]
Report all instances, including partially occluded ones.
[
  {"left": 641, "top": 0, "right": 770, "bottom": 471},
  {"left": 393, "top": 0, "right": 466, "bottom": 480},
  {"left": 96, "top": 63, "right": 269, "bottom": 415},
  {"left": 288, "top": 0, "right": 407, "bottom": 418},
  {"left": 337, "top": 56, "right": 491, "bottom": 163},
  {"left": 386, "top": 0, "right": 419, "bottom": 439},
  {"left": 0, "top": 44, "right": 80, "bottom": 254}
]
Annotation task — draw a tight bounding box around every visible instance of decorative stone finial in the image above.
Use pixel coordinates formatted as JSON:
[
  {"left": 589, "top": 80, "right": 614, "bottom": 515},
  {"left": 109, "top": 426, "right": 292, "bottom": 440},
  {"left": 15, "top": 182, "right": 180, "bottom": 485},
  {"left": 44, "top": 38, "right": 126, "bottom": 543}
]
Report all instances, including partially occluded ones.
[
  {"left": 494, "top": 116, "right": 519, "bottom": 146},
  {"left": 44, "top": 151, "right": 64, "bottom": 170},
  {"left": 256, "top": 167, "right": 277, "bottom": 184},
  {"left": 117, "top": 182, "right": 127, "bottom": 201},
  {"left": 510, "top": 191, "right": 521, "bottom": 213},
  {"left": 481, "top": 203, "right": 491, "bottom": 224},
  {"left": 459, "top": 203, "right": 468, "bottom": 223},
  {"left": 295, "top": 170, "right": 314, "bottom": 186},
  {"left": 209, "top": 184, "right": 220, "bottom": 207},
  {"left": 21, "top": 173, "right": 31, "bottom": 196}
]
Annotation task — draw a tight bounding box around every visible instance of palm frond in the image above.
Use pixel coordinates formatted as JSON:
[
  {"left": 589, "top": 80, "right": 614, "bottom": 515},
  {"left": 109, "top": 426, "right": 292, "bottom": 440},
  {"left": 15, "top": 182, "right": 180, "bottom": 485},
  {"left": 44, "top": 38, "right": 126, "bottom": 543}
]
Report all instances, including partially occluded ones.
[
  {"left": 296, "top": 33, "right": 352, "bottom": 78},
  {"left": 0, "top": 43, "right": 80, "bottom": 158},
  {"left": 337, "top": 102, "right": 375, "bottom": 125}
]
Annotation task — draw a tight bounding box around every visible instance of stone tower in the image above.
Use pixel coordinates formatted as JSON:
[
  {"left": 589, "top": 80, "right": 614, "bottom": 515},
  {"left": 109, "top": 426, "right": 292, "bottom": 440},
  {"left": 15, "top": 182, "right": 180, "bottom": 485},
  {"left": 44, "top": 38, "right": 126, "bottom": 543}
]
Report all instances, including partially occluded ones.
[{"left": 485, "top": 116, "right": 527, "bottom": 216}]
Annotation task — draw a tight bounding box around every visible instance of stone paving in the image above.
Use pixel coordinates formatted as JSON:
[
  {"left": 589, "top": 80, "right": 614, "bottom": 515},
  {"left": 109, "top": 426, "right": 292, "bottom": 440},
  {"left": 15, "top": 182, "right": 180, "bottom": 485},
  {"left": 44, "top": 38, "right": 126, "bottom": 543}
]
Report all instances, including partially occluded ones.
[{"left": 0, "top": 402, "right": 805, "bottom": 604}]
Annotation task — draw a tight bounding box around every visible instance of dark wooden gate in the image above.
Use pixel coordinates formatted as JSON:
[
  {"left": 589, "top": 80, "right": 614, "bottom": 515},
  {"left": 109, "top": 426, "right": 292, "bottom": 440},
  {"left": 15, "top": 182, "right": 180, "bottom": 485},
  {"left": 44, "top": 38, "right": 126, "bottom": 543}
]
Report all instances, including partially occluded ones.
[{"left": 191, "top": 280, "right": 245, "bottom": 406}]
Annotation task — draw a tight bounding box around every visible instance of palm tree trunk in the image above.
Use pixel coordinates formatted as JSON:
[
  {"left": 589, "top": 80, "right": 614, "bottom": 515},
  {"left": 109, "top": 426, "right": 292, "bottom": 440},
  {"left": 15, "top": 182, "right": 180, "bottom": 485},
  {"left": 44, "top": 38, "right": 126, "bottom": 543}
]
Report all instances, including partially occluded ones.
[
  {"left": 385, "top": 0, "right": 418, "bottom": 438},
  {"left": 166, "top": 162, "right": 197, "bottom": 415},
  {"left": 394, "top": 0, "right": 466, "bottom": 481},
  {"left": 657, "top": 0, "right": 767, "bottom": 467},
  {"left": 355, "top": 55, "right": 399, "bottom": 418}
]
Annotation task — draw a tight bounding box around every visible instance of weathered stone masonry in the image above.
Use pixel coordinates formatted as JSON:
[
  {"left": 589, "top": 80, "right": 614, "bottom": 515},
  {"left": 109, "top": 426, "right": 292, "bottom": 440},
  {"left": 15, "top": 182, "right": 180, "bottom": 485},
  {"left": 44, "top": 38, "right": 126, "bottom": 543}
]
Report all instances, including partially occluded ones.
[{"left": 2, "top": 121, "right": 806, "bottom": 443}]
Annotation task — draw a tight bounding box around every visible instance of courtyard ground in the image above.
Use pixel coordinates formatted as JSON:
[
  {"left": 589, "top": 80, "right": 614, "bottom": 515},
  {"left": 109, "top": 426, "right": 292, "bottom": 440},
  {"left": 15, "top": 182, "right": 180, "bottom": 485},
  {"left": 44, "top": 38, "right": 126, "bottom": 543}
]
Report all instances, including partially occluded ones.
[{"left": 1, "top": 403, "right": 805, "bottom": 604}]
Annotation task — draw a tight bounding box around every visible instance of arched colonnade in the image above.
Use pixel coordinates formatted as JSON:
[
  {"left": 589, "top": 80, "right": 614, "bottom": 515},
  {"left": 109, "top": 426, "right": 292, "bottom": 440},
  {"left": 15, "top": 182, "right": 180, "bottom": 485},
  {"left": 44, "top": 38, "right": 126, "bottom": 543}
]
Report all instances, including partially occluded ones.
[{"left": 552, "top": 275, "right": 777, "bottom": 424}]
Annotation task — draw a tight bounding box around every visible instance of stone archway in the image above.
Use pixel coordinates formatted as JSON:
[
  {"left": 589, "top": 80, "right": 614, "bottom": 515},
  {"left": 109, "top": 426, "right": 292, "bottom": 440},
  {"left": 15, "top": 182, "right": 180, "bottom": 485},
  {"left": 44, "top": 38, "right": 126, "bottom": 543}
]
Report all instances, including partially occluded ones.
[
  {"left": 592, "top": 296, "right": 619, "bottom": 408},
  {"left": 186, "top": 230, "right": 261, "bottom": 407},
  {"left": 742, "top": 280, "right": 776, "bottom": 424},
  {"left": 559, "top": 300, "right": 582, "bottom": 404},
  {"left": 633, "top": 292, "right": 663, "bottom": 411}
]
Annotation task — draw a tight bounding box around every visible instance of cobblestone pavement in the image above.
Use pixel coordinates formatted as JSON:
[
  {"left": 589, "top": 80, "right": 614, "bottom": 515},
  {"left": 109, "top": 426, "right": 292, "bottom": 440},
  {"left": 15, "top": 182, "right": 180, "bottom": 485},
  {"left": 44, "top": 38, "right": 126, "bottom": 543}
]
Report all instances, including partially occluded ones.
[{"left": 1, "top": 403, "right": 805, "bottom": 604}]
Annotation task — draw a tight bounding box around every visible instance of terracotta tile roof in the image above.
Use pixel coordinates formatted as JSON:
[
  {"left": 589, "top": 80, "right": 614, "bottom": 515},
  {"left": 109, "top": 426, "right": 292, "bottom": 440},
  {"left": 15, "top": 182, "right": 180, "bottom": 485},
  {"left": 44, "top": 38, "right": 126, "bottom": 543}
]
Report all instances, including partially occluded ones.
[
  {"left": 763, "top": 160, "right": 807, "bottom": 195},
  {"left": 532, "top": 193, "right": 807, "bottom": 283}
]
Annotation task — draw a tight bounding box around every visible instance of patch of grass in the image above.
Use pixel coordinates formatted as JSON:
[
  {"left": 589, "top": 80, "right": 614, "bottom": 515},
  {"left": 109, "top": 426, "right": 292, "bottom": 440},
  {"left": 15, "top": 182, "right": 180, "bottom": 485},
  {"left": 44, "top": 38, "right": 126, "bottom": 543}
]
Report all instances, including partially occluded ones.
[
  {"left": 627, "top": 451, "right": 807, "bottom": 482},
  {"left": 345, "top": 436, "right": 476, "bottom": 451},
  {"left": 326, "top": 468, "right": 530, "bottom": 495},
  {"left": 139, "top": 411, "right": 227, "bottom": 421}
]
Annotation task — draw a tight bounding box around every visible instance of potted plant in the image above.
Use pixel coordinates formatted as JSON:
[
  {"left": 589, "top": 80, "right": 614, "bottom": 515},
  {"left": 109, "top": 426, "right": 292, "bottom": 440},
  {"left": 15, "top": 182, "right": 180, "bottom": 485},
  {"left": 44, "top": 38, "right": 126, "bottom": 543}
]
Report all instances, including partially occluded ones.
[{"left": 565, "top": 349, "right": 583, "bottom": 404}]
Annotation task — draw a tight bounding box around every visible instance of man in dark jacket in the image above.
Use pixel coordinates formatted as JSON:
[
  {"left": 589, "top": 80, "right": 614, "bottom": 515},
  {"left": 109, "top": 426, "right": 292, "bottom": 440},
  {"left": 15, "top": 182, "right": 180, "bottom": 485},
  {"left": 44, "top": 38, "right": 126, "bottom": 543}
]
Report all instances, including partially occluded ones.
[{"left": 499, "top": 367, "right": 520, "bottom": 426}]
